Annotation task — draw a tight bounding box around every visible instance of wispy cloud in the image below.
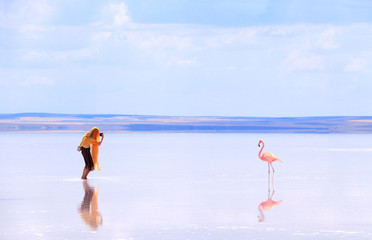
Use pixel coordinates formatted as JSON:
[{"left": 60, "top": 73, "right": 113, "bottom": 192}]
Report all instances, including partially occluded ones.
[
  {"left": 22, "top": 50, "right": 48, "bottom": 61},
  {"left": 344, "top": 56, "right": 367, "bottom": 72},
  {"left": 0, "top": 0, "right": 53, "bottom": 28},
  {"left": 21, "top": 76, "right": 55, "bottom": 86},
  {"left": 54, "top": 48, "right": 97, "bottom": 61},
  {"left": 91, "top": 31, "right": 112, "bottom": 42},
  {"left": 283, "top": 49, "right": 324, "bottom": 72},
  {"left": 316, "top": 27, "right": 340, "bottom": 50},
  {"left": 167, "top": 57, "right": 196, "bottom": 67},
  {"left": 126, "top": 31, "right": 193, "bottom": 50},
  {"left": 101, "top": 2, "right": 132, "bottom": 28}
]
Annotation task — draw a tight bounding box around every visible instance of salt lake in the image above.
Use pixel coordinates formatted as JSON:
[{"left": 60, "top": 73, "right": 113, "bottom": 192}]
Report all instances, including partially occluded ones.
[{"left": 1, "top": 133, "right": 372, "bottom": 239}]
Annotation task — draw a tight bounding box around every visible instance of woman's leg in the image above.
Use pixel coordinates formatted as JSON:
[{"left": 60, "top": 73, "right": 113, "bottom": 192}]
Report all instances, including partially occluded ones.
[
  {"left": 82, "top": 167, "right": 88, "bottom": 179},
  {"left": 81, "top": 148, "right": 93, "bottom": 179},
  {"left": 84, "top": 168, "right": 91, "bottom": 179}
]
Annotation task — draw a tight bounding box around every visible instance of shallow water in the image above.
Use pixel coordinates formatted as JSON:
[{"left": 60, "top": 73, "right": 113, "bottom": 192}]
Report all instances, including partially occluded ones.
[{"left": 1, "top": 133, "right": 372, "bottom": 239}]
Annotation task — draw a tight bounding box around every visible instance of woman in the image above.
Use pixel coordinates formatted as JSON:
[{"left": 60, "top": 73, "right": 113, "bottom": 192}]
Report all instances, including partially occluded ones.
[{"left": 77, "top": 127, "right": 104, "bottom": 179}]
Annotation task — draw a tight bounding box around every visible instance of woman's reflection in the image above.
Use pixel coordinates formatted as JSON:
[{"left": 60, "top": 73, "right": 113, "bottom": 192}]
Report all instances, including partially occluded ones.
[
  {"left": 78, "top": 181, "right": 103, "bottom": 230},
  {"left": 258, "top": 172, "right": 282, "bottom": 223}
]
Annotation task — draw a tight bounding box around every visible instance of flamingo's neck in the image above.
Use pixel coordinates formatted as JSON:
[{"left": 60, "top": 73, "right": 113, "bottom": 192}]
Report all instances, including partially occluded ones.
[
  {"left": 258, "top": 204, "right": 265, "bottom": 222},
  {"left": 259, "top": 142, "right": 264, "bottom": 159}
]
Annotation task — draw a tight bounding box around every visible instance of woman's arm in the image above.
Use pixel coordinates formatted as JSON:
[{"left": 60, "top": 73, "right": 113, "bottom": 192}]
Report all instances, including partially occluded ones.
[{"left": 99, "top": 133, "right": 104, "bottom": 146}]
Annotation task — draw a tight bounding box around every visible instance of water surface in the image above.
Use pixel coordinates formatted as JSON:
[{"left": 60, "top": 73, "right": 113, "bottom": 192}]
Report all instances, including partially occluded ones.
[{"left": 1, "top": 133, "right": 372, "bottom": 239}]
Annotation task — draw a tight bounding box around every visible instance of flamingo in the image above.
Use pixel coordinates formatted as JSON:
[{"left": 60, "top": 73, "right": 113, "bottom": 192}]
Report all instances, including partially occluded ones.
[
  {"left": 257, "top": 157, "right": 282, "bottom": 223},
  {"left": 258, "top": 140, "right": 282, "bottom": 175}
]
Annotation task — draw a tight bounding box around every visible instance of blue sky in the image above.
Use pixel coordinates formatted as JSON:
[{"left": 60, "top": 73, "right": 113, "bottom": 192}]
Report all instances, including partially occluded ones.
[{"left": 1, "top": 0, "right": 372, "bottom": 116}]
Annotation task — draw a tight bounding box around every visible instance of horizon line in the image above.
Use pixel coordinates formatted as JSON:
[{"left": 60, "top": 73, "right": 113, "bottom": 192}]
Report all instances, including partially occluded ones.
[{"left": 1, "top": 112, "right": 372, "bottom": 119}]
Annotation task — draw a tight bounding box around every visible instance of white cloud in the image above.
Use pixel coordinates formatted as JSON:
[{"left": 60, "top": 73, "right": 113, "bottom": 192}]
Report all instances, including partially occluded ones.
[
  {"left": 126, "top": 31, "right": 193, "bottom": 50},
  {"left": 167, "top": 57, "right": 196, "bottom": 67},
  {"left": 226, "top": 66, "right": 237, "bottom": 71},
  {"left": 0, "top": 67, "right": 4, "bottom": 84},
  {"left": 22, "top": 50, "right": 48, "bottom": 60},
  {"left": 113, "top": 3, "right": 131, "bottom": 27},
  {"left": 316, "top": 27, "right": 340, "bottom": 50},
  {"left": 55, "top": 48, "right": 97, "bottom": 61},
  {"left": 344, "top": 56, "right": 367, "bottom": 72},
  {"left": 19, "top": 24, "right": 52, "bottom": 33},
  {"left": 21, "top": 76, "right": 55, "bottom": 86},
  {"left": 91, "top": 31, "right": 112, "bottom": 42},
  {"left": 283, "top": 50, "right": 324, "bottom": 72},
  {"left": 199, "top": 27, "right": 256, "bottom": 48},
  {"left": 103, "top": 2, "right": 131, "bottom": 28},
  {"left": 0, "top": 0, "right": 53, "bottom": 28},
  {"left": 266, "top": 24, "right": 306, "bottom": 36}
]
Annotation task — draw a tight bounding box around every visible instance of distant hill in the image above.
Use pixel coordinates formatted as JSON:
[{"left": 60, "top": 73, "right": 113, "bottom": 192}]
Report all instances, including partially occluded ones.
[{"left": 0, "top": 113, "right": 372, "bottom": 133}]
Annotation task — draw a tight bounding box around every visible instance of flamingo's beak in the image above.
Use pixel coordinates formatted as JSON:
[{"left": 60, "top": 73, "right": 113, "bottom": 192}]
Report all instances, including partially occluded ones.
[{"left": 258, "top": 143, "right": 260, "bottom": 147}]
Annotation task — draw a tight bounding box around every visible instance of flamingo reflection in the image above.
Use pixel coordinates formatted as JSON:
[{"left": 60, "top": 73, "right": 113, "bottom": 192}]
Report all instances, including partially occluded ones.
[
  {"left": 78, "top": 181, "right": 103, "bottom": 230},
  {"left": 257, "top": 168, "right": 282, "bottom": 223}
]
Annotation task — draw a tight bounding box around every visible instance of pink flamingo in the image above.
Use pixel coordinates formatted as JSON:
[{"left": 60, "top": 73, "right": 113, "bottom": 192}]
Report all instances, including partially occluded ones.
[
  {"left": 257, "top": 140, "right": 283, "bottom": 222},
  {"left": 258, "top": 140, "right": 282, "bottom": 175}
]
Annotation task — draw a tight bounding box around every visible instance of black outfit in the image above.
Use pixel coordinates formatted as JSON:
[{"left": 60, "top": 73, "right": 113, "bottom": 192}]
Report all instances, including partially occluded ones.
[{"left": 81, "top": 147, "right": 94, "bottom": 171}]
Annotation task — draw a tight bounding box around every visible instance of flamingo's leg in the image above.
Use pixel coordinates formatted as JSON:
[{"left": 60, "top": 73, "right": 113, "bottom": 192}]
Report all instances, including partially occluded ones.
[
  {"left": 268, "top": 163, "right": 270, "bottom": 197},
  {"left": 270, "top": 163, "right": 275, "bottom": 193}
]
